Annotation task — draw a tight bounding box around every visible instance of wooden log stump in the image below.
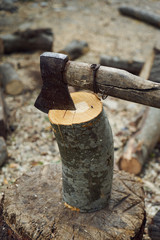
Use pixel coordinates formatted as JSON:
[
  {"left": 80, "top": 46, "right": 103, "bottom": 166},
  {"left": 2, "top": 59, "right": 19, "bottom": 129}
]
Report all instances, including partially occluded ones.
[
  {"left": 49, "top": 92, "right": 114, "bottom": 212},
  {"left": 0, "top": 164, "right": 146, "bottom": 240},
  {"left": 0, "top": 63, "right": 24, "bottom": 95},
  {"left": 0, "top": 28, "right": 53, "bottom": 54}
]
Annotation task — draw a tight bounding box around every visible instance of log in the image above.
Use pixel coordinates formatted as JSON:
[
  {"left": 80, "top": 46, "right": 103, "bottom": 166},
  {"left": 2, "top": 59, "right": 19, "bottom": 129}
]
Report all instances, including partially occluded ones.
[
  {"left": 148, "top": 210, "right": 160, "bottom": 240},
  {"left": 0, "top": 88, "right": 7, "bottom": 138},
  {"left": 0, "top": 63, "right": 24, "bottom": 95},
  {"left": 100, "top": 55, "right": 144, "bottom": 75},
  {"left": 64, "top": 59, "right": 160, "bottom": 109},
  {"left": 0, "top": 28, "right": 53, "bottom": 54},
  {"left": 59, "top": 40, "right": 89, "bottom": 60},
  {"left": 118, "top": 47, "right": 160, "bottom": 175},
  {"left": 0, "top": 164, "right": 146, "bottom": 239},
  {"left": 119, "top": 5, "right": 160, "bottom": 29},
  {"left": 0, "top": 136, "right": 8, "bottom": 167},
  {"left": 49, "top": 92, "right": 114, "bottom": 212}
]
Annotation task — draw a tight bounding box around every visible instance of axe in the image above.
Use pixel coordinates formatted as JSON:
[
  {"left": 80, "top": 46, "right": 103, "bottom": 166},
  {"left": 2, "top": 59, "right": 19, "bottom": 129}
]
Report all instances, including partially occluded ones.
[{"left": 34, "top": 52, "right": 160, "bottom": 113}]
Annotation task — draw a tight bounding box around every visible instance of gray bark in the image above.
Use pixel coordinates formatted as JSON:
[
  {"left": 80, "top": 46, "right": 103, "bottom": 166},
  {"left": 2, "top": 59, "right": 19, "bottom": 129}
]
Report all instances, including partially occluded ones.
[
  {"left": 60, "top": 40, "right": 89, "bottom": 60},
  {"left": 100, "top": 55, "right": 144, "bottom": 75},
  {"left": 119, "top": 5, "right": 160, "bottom": 29},
  {"left": 50, "top": 108, "right": 114, "bottom": 212},
  {"left": 0, "top": 28, "right": 53, "bottom": 54}
]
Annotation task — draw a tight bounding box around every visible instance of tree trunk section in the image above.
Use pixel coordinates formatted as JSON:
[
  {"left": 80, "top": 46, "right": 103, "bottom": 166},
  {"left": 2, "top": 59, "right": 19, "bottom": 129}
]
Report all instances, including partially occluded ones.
[
  {"left": 100, "top": 55, "right": 144, "bottom": 75},
  {"left": 0, "top": 164, "right": 146, "bottom": 240},
  {"left": 49, "top": 92, "right": 114, "bottom": 212},
  {"left": 0, "top": 88, "right": 7, "bottom": 138},
  {"left": 0, "top": 63, "right": 24, "bottom": 95},
  {"left": 119, "top": 5, "right": 160, "bottom": 29},
  {"left": 0, "top": 28, "right": 53, "bottom": 54},
  {"left": 118, "top": 46, "right": 160, "bottom": 175}
]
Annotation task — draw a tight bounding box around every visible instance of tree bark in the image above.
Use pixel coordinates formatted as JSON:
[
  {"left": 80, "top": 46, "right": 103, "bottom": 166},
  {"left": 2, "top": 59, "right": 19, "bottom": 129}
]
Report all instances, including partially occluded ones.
[
  {"left": 49, "top": 92, "right": 114, "bottom": 212},
  {"left": 59, "top": 40, "right": 89, "bottom": 60},
  {"left": 0, "top": 63, "right": 24, "bottom": 95},
  {"left": 0, "top": 88, "right": 7, "bottom": 138},
  {"left": 0, "top": 164, "right": 146, "bottom": 240},
  {"left": 64, "top": 60, "right": 160, "bottom": 109},
  {"left": 118, "top": 47, "right": 160, "bottom": 175},
  {"left": 119, "top": 5, "right": 160, "bottom": 29},
  {"left": 0, "top": 28, "right": 53, "bottom": 54},
  {"left": 100, "top": 55, "right": 144, "bottom": 75}
]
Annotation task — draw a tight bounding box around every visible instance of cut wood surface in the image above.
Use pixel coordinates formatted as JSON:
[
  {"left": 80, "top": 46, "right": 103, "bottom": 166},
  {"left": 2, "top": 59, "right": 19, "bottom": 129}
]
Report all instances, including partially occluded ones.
[
  {"left": 0, "top": 89, "right": 7, "bottom": 139},
  {"left": 0, "top": 63, "right": 24, "bottom": 95},
  {"left": 64, "top": 60, "right": 160, "bottom": 109},
  {"left": 0, "top": 164, "right": 146, "bottom": 240},
  {"left": 0, "top": 136, "right": 8, "bottom": 167},
  {"left": 60, "top": 40, "right": 89, "bottom": 60},
  {"left": 0, "top": 28, "right": 53, "bottom": 54},
  {"left": 49, "top": 92, "right": 114, "bottom": 212},
  {"left": 118, "top": 47, "right": 160, "bottom": 175},
  {"left": 119, "top": 5, "right": 160, "bottom": 29},
  {"left": 100, "top": 55, "right": 144, "bottom": 75}
]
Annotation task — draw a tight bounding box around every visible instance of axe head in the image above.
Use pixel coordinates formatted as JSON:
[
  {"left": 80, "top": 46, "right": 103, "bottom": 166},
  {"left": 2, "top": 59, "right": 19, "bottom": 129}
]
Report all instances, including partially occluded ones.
[{"left": 34, "top": 52, "right": 76, "bottom": 113}]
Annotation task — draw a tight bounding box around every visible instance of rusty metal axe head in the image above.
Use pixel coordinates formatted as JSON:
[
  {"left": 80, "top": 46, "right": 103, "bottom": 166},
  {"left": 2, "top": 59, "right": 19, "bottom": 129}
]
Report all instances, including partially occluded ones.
[{"left": 34, "top": 52, "right": 76, "bottom": 113}]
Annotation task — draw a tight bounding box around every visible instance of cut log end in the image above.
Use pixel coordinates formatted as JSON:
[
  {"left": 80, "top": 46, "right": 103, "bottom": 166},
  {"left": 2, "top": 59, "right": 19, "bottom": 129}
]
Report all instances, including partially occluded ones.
[
  {"left": 119, "top": 156, "right": 142, "bottom": 175},
  {"left": 5, "top": 79, "right": 24, "bottom": 95},
  {"left": 49, "top": 91, "right": 102, "bottom": 125}
]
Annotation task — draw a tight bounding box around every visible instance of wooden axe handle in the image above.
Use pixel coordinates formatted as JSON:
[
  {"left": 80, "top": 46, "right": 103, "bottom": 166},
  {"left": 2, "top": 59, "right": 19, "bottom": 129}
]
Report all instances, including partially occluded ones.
[{"left": 64, "top": 61, "right": 160, "bottom": 109}]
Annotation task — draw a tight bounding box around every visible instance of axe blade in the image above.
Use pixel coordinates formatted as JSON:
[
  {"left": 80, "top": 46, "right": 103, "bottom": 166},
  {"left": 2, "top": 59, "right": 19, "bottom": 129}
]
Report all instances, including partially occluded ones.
[{"left": 34, "top": 52, "right": 76, "bottom": 113}]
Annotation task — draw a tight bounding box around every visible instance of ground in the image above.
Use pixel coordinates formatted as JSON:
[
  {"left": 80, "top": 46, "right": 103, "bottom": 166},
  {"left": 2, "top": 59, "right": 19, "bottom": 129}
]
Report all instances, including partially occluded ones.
[{"left": 0, "top": 0, "right": 160, "bottom": 239}]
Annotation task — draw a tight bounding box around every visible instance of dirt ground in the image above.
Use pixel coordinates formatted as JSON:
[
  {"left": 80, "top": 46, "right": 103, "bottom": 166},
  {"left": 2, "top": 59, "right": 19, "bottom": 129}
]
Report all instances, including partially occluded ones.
[{"left": 0, "top": 0, "right": 160, "bottom": 239}]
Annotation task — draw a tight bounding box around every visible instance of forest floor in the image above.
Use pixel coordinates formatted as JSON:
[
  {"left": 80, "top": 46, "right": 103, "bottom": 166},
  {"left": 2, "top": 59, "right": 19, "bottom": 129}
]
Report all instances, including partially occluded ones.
[{"left": 0, "top": 0, "right": 160, "bottom": 239}]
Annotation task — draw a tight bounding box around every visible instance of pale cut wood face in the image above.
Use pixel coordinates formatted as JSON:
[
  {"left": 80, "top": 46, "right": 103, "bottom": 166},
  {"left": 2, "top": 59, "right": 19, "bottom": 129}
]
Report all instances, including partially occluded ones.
[{"left": 48, "top": 92, "right": 102, "bottom": 125}]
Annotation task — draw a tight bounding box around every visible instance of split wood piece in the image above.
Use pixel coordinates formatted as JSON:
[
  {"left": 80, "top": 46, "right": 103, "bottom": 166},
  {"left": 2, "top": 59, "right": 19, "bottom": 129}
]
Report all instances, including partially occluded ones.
[
  {"left": 148, "top": 210, "right": 160, "bottom": 240},
  {"left": 118, "top": 47, "right": 160, "bottom": 175},
  {"left": 59, "top": 40, "right": 89, "bottom": 60},
  {"left": 0, "top": 137, "right": 8, "bottom": 167},
  {"left": 0, "top": 63, "right": 24, "bottom": 95},
  {"left": 0, "top": 28, "right": 53, "bottom": 54},
  {"left": 0, "top": 164, "right": 146, "bottom": 240},
  {"left": 100, "top": 55, "right": 144, "bottom": 75},
  {"left": 64, "top": 60, "right": 160, "bottom": 109},
  {"left": 0, "top": 89, "right": 7, "bottom": 138},
  {"left": 49, "top": 92, "right": 114, "bottom": 212},
  {"left": 119, "top": 5, "right": 160, "bottom": 29}
]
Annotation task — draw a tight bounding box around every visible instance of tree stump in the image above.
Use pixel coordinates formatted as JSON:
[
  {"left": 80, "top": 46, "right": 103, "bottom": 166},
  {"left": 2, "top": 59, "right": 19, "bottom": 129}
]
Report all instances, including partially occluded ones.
[
  {"left": 0, "top": 164, "right": 145, "bottom": 240},
  {"left": 49, "top": 92, "right": 114, "bottom": 212}
]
